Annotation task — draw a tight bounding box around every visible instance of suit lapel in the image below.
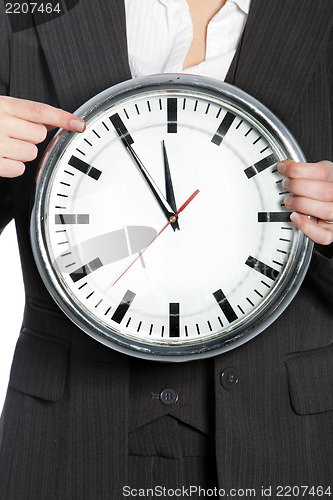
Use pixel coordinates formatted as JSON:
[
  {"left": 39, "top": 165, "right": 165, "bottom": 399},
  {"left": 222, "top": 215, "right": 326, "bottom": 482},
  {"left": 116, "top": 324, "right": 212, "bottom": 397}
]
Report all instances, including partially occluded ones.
[
  {"left": 33, "top": 0, "right": 333, "bottom": 123},
  {"left": 32, "top": 0, "right": 131, "bottom": 112},
  {"left": 226, "top": 0, "right": 333, "bottom": 127}
]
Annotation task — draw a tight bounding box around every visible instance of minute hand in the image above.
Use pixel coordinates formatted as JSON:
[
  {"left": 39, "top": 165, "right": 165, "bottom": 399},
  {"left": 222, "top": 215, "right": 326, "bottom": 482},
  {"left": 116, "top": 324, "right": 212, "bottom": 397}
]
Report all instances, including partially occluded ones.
[{"left": 125, "top": 143, "right": 179, "bottom": 231}]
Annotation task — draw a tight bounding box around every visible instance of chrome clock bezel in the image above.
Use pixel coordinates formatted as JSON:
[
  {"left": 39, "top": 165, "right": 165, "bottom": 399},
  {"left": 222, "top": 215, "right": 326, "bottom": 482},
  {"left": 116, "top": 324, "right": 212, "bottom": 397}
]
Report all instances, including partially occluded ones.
[{"left": 31, "top": 74, "right": 313, "bottom": 361}]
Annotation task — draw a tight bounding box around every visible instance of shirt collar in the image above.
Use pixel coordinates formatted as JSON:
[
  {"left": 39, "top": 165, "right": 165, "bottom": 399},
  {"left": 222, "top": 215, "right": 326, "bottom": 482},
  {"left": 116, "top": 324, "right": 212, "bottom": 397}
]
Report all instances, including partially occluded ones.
[
  {"left": 157, "top": 0, "right": 251, "bottom": 15},
  {"left": 229, "top": 0, "right": 251, "bottom": 15}
]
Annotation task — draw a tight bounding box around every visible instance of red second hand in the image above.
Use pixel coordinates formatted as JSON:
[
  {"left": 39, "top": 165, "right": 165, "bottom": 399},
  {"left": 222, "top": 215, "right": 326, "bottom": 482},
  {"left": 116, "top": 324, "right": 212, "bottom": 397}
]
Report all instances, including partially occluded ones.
[{"left": 112, "top": 189, "right": 200, "bottom": 286}]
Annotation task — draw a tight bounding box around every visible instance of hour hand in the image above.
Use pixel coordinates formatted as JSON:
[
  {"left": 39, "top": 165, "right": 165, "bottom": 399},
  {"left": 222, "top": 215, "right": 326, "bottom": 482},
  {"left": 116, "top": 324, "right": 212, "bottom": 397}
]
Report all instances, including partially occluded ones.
[{"left": 162, "top": 140, "right": 179, "bottom": 230}]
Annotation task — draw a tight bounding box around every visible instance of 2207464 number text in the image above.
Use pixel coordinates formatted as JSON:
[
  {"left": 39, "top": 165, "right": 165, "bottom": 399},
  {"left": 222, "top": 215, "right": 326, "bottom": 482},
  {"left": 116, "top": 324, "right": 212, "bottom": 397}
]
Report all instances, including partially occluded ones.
[{"left": 5, "top": 2, "right": 62, "bottom": 14}]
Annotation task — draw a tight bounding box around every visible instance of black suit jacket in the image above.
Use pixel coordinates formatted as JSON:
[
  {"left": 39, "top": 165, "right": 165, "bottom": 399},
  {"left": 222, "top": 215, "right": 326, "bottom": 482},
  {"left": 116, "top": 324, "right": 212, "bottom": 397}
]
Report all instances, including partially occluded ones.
[{"left": 0, "top": 1, "right": 333, "bottom": 498}]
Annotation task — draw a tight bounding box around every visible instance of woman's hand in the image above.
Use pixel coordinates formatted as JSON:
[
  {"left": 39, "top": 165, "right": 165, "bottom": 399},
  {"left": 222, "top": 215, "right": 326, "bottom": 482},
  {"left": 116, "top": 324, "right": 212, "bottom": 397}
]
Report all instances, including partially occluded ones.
[
  {"left": 278, "top": 159, "right": 333, "bottom": 245},
  {"left": 0, "top": 96, "right": 86, "bottom": 178}
]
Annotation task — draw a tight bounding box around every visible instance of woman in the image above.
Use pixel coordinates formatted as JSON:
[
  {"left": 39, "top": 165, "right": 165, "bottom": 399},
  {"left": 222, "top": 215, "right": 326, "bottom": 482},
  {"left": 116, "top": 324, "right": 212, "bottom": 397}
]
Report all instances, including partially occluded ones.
[{"left": 0, "top": 0, "right": 332, "bottom": 497}]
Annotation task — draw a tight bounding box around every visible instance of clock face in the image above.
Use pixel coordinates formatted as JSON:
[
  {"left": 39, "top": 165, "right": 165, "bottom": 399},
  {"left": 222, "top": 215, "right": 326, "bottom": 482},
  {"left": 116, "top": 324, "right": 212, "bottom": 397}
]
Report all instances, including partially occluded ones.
[{"left": 31, "top": 75, "right": 313, "bottom": 361}]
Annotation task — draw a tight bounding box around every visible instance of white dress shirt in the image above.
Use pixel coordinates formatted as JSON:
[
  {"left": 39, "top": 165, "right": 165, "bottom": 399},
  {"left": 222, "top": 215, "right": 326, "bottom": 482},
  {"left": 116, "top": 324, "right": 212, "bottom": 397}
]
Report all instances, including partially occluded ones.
[{"left": 125, "top": 0, "right": 251, "bottom": 81}]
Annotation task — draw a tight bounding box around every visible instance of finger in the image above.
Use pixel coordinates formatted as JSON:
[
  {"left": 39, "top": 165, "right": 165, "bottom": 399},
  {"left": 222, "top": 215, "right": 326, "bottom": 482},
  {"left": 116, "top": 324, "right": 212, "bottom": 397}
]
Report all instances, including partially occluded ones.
[
  {"left": 277, "top": 159, "right": 333, "bottom": 182},
  {"left": 1, "top": 114, "right": 48, "bottom": 144},
  {"left": 281, "top": 177, "right": 333, "bottom": 202},
  {"left": 289, "top": 212, "right": 333, "bottom": 245},
  {"left": 284, "top": 195, "right": 333, "bottom": 222},
  {"left": 0, "top": 158, "right": 25, "bottom": 178},
  {"left": 0, "top": 96, "right": 86, "bottom": 132},
  {"left": 0, "top": 137, "right": 38, "bottom": 163}
]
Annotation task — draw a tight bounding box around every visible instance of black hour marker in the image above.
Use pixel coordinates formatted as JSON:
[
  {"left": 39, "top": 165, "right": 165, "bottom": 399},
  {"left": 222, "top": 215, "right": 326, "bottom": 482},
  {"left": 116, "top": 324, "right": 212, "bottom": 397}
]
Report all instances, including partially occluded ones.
[
  {"left": 247, "top": 297, "right": 255, "bottom": 307},
  {"left": 167, "top": 98, "right": 177, "bottom": 133},
  {"left": 258, "top": 212, "right": 291, "bottom": 223},
  {"left": 111, "top": 290, "right": 136, "bottom": 324},
  {"left": 70, "top": 257, "right": 103, "bottom": 283},
  {"left": 110, "top": 113, "right": 134, "bottom": 146},
  {"left": 211, "top": 111, "right": 236, "bottom": 146},
  {"left": 169, "top": 303, "right": 180, "bottom": 337},
  {"left": 238, "top": 305, "right": 245, "bottom": 314},
  {"left": 244, "top": 153, "right": 277, "bottom": 178},
  {"left": 213, "top": 289, "right": 238, "bottom": 323},
  {"left": 68, "top": 156, "right": 102, "bottom": 180},
  {"left": 245, "top": 256, "right": 279, "bottom": 281},
  {"left": 55, "top": 214, "right": 90, "bottom": 224}
]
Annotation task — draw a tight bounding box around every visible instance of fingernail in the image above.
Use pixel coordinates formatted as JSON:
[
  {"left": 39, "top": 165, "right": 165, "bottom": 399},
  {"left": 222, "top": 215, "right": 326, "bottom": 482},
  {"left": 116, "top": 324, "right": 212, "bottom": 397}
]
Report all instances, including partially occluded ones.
[
  {"left": 290, "top": 212, "right": 300, "bottom": 223},
  {"left": 70, "top": 119, "right": 86, "bottom": 133},
  {"left": 281, "top": 178, "right": 289, "bottom": 189},
  {"left": 277, "top": 162, "right": 286, "bottom": 174},
  {"left": 284, "top": 195, "right": 293, "bottom": 208},
  {"left": 277, "top": 159, "right": 293, "bottom": 174}
]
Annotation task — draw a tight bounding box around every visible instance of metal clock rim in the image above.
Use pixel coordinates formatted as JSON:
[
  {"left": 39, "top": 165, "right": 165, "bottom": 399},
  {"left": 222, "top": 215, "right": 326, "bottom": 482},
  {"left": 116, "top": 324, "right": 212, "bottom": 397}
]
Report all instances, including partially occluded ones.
[{"left": 31, "top": 74, "right": 314, "bottom": 362}]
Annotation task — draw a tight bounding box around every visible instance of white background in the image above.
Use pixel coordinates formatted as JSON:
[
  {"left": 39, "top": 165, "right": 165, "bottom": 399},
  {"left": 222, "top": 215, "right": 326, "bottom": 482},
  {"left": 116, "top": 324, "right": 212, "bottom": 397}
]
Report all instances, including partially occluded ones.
[{"left": 0, "top": 221, "right": 25, "bottom": 413}]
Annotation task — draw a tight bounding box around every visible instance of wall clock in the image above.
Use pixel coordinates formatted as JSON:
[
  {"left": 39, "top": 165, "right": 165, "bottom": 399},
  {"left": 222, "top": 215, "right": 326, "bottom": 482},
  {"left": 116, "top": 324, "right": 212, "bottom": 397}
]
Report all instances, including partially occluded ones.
[{"left": 31, "top": 74, "right": 313, "bottom": 361}]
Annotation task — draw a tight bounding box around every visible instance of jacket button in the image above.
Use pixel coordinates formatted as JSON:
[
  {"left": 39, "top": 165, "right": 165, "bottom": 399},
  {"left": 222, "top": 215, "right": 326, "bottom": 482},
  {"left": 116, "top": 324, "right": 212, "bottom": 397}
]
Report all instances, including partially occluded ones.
[
  {"left": 159, "top": 388, "right": 178, "bottom": 406},
  {"left": 220, "top": 367, "right": 239, "bottom": 390}
]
